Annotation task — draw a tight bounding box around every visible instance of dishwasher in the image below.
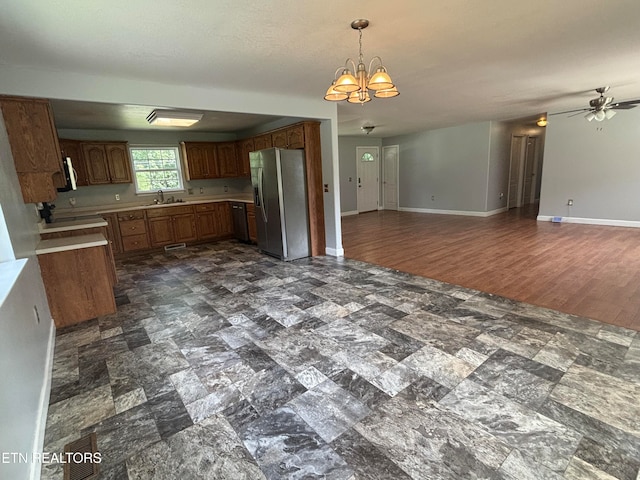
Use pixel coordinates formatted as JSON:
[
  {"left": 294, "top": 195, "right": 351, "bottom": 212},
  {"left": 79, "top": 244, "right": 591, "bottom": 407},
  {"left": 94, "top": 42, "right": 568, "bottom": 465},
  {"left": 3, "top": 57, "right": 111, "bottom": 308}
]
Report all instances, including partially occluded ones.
[{"left": 231, "top": 202, "right": 249, "bottom": 242}]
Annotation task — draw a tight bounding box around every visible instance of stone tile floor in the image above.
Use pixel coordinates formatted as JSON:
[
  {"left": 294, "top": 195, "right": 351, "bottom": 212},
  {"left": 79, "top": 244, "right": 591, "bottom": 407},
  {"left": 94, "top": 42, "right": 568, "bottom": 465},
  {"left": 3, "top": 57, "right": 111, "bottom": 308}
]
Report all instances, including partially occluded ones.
[{"left": 42, "top": 242, "right": 640, "bottom": 479}]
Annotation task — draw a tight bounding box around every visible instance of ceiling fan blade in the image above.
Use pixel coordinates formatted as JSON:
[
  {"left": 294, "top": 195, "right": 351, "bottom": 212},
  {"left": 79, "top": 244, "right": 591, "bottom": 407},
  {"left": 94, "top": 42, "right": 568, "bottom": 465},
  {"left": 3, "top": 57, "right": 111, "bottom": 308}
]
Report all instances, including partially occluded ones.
[
  {"left": 550, "top": 108, "right": 589, "bottom": 116},
  {"left": 611, "top": 98, "right": 640, "bottom": 107},
  {"left": 611, "top": 104, "right": 638, "bottom": 110},
  {"left": 568, "top": 110, "right": 589, "bottom": 118}
]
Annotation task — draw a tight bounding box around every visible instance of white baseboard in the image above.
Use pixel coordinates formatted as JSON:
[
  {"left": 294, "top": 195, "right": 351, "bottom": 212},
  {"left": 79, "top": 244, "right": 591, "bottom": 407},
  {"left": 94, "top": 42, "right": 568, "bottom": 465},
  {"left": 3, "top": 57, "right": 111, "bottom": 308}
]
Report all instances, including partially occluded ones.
[
  {"left": 31, "top": 319, "right": 55, "bottom": 480},
  {"left": 536, "top": 215, "right": 640, "bottom": 228},
  {"left": 340, "top": 210, "right": 359, "bottom": 217},
  {"left": 399, "top": 206, "right": 508, "bottom": 217},
  {"left": 325, "top": 246, "right": 345, "bottom": 257}
]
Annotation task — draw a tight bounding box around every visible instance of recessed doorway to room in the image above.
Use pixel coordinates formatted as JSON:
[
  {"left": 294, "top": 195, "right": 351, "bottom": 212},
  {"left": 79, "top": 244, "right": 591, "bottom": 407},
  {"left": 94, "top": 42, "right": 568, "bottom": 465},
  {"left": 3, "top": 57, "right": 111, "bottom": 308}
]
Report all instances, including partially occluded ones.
[{"left": 507, "top": 133, "right": 544, "bottom": 211}]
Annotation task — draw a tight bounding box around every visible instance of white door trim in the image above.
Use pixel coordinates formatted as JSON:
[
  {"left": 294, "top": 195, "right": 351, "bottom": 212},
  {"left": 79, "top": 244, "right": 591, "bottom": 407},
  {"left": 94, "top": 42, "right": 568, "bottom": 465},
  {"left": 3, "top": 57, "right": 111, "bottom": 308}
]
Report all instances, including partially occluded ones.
[{"left": 382, "top": 145, "right": 399, "bottom": 210}]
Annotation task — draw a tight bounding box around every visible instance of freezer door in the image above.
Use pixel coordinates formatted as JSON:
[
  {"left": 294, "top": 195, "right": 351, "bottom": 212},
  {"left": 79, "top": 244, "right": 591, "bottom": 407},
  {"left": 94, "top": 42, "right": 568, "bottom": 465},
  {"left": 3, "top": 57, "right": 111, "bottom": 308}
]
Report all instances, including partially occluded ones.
[{"left": 250, "top": 149, "right": 284, "bottom": 258}]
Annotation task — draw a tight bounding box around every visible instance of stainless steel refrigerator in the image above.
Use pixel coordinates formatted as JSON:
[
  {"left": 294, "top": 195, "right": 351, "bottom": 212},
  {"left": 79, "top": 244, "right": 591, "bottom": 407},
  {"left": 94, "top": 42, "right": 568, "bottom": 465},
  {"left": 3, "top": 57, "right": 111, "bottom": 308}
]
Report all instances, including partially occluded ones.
[{"left": 250, "top": 147, "right": 311, "bottom": 261}]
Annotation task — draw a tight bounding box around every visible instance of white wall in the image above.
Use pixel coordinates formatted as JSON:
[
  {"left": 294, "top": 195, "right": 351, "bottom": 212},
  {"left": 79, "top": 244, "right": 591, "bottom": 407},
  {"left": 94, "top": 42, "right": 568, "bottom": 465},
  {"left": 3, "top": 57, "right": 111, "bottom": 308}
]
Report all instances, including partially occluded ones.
[
  {"left": 0, "top": 114, "right": 54, "bottom": 480},
  {"left": 539, "top": 110, "right": 640, "bottom": 223},
  {"left": 384, "top": 122, "right": 493, "bottom": 213}
]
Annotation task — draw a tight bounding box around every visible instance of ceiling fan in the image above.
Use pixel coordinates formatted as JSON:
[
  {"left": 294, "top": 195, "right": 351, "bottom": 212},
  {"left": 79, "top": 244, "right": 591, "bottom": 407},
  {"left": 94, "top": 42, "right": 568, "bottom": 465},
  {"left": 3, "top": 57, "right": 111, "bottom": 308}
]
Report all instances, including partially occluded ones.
[{"left": 553, "top": 86, "right": 640, "bottom": 122}]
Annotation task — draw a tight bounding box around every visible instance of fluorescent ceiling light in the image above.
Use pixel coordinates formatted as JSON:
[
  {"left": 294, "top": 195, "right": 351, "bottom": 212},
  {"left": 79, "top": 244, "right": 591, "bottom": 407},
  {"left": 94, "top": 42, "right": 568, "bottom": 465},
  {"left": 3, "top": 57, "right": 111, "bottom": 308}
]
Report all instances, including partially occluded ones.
[{"left": 146, "top": 110, "right": 203, "bottom": 127}]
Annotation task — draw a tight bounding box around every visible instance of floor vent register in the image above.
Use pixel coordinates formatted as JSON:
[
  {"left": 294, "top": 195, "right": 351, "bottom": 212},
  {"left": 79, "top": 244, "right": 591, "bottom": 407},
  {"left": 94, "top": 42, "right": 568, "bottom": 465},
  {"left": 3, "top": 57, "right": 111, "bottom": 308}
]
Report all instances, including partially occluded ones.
[{"left": 63, "top": 433, "right": 100, "bottom": 480}]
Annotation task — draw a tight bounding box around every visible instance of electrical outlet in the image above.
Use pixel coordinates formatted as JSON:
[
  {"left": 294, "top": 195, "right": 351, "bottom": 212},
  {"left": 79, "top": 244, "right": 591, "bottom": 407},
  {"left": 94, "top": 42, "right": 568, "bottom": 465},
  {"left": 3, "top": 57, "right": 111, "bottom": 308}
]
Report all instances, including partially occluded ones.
[
  {"left": 499, "top": 192, "right": 504, "bottom": 199},
  {"left": 431, "top": 195, "right": 435, "bottom": 201},
  {"left": 115, "top": 194, "right": 120, "bottom": 201},
  {"left": 199, "top": 187, "right": 204, "bottom": 194},
  {"left": 567, "top": 199, "right": 574, "bottom": 206},
  {"left": 224, "top": 185, "right": 228, "bottom": 193},
  {"left": 187, "top": 188, "right": 193, "bottom": 195}
]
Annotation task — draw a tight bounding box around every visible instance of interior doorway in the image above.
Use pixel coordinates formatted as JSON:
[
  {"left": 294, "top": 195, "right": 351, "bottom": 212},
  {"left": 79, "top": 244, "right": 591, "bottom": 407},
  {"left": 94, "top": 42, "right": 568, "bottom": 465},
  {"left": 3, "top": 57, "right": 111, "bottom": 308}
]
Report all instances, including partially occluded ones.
[
  {"left": 382, "top": 145, "right": 399, "bottom": 210},
  {"left": 356, "top": 146, "right": 380, "bottom": 213},
  {"left": 507, "top": 134, "right": 542, "bottom": 209}
]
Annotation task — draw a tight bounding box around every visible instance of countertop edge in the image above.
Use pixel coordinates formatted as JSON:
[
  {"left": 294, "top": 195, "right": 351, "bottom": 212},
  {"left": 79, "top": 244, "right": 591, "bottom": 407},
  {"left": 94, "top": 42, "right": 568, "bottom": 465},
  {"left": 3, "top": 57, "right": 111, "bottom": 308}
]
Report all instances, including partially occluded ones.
[
  {"left": 36, "top": 234, "right": 108, "bottom": 255},
  {"left": 54, "top": 195, "right": 254, "bottom": 219}
]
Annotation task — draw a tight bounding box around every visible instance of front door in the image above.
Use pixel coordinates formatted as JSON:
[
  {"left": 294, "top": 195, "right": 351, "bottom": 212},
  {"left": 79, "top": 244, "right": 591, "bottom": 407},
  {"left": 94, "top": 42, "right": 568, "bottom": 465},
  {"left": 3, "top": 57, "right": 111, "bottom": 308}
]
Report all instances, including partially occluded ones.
[
  {"left": 382, "top": 145, "right": 399, "bottom": 210},
  {"left": 356, "top": 146, "right": 379, "bottom": 213}
]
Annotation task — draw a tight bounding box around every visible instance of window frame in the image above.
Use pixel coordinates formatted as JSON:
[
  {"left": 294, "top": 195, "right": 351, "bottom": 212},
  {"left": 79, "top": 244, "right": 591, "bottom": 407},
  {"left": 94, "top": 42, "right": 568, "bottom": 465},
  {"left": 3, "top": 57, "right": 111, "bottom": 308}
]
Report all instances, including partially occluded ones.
[{"left": 129, "top": 145, "right": 185, "bottom": 195}]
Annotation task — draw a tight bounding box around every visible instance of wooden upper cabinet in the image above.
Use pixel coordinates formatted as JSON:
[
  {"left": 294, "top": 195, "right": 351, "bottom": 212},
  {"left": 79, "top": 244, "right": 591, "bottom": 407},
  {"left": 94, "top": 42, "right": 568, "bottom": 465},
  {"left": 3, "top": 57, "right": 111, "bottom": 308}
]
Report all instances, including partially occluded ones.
[
  {"left": 81, "top": 142, "right": 132, "bottom": 185},
  {"left": 216, "top": 142, "right": 238, "bottom": 177},
  {"left": 271, "top": 130, "right": 288, "bottom": 148},
  {"left": 181, "top": 142, "right": 218, "bottom": 180},
  {"left": 286, "top": 124, "right": 305, "bottom": 149},
  {"left": 59, "top": 139, "right": 89, "bottom": 186},
  {"left": 82, "top": 144, "right": 111, "bottom": 184},
  {"left": 105, "top": 144, "right": 132, "bottom": 183},
  {"left": 237, "top": 138, "right": 253, "bottom": 177},
  {"left": 253, "top": 133, "right": 272, "bottom": 151},
  {"left": 0, "top": 96, "right": 62, "bottom": 173},
  {"left": 0, "top": 96, "right": 62, "bottom": 203}
]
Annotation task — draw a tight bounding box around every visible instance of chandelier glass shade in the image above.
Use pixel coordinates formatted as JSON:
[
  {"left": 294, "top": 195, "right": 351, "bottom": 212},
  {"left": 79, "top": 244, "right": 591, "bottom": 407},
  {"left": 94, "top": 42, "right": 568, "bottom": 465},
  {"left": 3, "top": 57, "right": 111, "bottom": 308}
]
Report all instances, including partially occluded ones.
[{"left": 324, "top": 19, "right": 399, "bottom": 104}]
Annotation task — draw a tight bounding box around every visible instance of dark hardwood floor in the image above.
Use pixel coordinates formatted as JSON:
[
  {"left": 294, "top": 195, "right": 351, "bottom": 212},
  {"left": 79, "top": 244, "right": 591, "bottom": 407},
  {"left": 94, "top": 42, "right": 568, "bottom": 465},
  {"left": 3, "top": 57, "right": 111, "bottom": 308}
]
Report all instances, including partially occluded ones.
[{"left": 341, "top": 206, "right": 640, "bottom": 331}]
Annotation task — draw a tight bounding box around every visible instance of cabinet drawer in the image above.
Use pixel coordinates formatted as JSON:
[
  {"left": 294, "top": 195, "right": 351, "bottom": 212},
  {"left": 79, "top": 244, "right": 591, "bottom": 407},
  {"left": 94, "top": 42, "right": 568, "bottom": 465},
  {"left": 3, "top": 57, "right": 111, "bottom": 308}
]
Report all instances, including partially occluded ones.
[
  {"left": 146, "top": 205, "right": 194, "bottom": 218},
  {"left": 119, "top": 219, "right": 146, "bottom": 236},
  {"left": 117, "top": 210, "right": 145, "bottom": 221},
  {"left": 122, "top": 233, "right": 149, "bottom": 251},
  {"left": 194, "top": 203, "right": 216, "bottom": 212}
]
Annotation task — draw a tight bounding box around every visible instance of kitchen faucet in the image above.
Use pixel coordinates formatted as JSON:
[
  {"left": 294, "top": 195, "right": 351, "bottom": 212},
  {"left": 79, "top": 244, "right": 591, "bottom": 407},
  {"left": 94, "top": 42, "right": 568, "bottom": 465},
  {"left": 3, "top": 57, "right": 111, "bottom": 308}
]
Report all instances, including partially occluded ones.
[{"left": 156, "top": 190, "right": 164, "bottom": 204}]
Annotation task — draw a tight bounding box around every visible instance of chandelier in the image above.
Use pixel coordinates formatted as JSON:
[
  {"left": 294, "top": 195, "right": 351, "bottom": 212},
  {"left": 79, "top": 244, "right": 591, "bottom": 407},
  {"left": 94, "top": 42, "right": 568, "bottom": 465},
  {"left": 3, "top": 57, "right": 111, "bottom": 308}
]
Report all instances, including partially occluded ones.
[{"left": 324, "top": 19, "right": 399, "bottom": 104}]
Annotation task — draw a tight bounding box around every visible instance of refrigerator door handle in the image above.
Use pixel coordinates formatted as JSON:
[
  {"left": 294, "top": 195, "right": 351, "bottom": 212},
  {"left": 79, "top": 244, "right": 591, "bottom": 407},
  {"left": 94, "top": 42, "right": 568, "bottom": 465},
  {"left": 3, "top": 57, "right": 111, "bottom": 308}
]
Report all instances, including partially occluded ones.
[{"left": 258, "top": 167, "right": 268, "bottom": 223}]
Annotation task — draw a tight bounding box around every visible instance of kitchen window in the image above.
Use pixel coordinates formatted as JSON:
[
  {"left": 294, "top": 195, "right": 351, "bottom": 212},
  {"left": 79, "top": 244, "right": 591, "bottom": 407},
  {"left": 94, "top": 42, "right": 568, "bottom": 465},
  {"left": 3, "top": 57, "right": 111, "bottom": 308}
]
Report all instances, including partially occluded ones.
[{"left": 130, "top": 146, "right": 184, "bottom": 194}]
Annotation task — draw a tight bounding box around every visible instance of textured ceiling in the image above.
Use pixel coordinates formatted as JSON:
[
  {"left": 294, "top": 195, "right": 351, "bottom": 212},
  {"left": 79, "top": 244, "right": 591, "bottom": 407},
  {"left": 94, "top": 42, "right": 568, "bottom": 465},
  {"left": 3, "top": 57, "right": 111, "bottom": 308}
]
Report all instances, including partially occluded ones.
[{"left": 2, "top": 0, "right": 640, "bottom": 136}]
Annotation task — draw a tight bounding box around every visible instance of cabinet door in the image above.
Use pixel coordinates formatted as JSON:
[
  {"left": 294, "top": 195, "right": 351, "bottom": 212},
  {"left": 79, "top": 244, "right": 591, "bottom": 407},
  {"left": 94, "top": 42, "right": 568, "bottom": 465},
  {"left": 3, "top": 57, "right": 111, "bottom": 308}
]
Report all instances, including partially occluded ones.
[
  {"left": 82, "top": 144, "right": 111, "bottom": 184},
  {"left": 238, "top": 138, "right": 253, "bottom": 177},
  {"left": 182, "top": 143, "right": 215, "bottom": 179},
  {"left": 215, "top": 202, "right": 234, "bottom": 236},
  {"left": 0, "top": 97, "right": 62, "bottom": 173},
  {"left": 271, "top": 130, "right": 288, "bottom": 148},
  {"left": 196, "top": 210, "right": 217, "bottom": 239},
  {"left": 59, "top": 139, "right": 89, "bottom": 186},
  {"left": 253, "top": 134, "right": 272, "bottom": 151},
  {"left": 287, "top": 125, "right": 305, "bottom": 149},
  {"left": 106, "top": 143, "right": 132, "bottom": 183},
  {"left": 102, "top": 213, "right": 122, "bottom": 254},
  {"left": 173, "top": 214, "right": 197, "bottom": 242},
  {"left": 148, "top": 217, "right": 174, "bottom": 246},
  {"left": 216, "top": 142, "right": 238, "bottom": 177},
  {"left": 246, "top": 206, "right": 257, "bottom": 243}
]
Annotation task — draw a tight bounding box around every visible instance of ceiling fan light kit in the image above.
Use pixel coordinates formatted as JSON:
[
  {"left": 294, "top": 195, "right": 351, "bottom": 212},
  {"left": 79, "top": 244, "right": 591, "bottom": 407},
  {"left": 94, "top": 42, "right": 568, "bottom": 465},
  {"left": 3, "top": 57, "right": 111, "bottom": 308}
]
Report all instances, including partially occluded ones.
[{"left": 324, "top": 19, "right": 399, "bottom": 104}]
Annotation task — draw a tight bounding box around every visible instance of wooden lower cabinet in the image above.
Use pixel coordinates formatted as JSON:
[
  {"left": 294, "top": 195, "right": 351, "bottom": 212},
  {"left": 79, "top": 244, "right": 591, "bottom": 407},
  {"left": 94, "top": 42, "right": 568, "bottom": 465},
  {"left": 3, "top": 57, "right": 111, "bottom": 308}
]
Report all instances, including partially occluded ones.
[
  {"left": 147, "top": 205, "right": 197, "bottom": 247},
  {"left": 38, "top": 245, "right": 117, "bottom": 328},
  {"left": 109, "top": 202, "right": 239, "bottom": 255},
  {"left": 117, "top": 210, "right": 150, "bottom": 252},
  {"left": 102, "top": 213, "right": 122, "bottom": 254},
  {"left": 246, "top": 203, "right": 257, "bottom": 243},
  {"left": 195, "top": 202, "right": 233, "bottom": 240}
]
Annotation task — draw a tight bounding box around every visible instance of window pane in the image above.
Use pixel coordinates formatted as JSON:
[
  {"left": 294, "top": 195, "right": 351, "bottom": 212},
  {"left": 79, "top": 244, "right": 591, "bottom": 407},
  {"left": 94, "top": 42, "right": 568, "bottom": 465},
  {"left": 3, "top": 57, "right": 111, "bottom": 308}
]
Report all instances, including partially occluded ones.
[{"left": 131, "top": 147, "right": 183, "bottom": 193}]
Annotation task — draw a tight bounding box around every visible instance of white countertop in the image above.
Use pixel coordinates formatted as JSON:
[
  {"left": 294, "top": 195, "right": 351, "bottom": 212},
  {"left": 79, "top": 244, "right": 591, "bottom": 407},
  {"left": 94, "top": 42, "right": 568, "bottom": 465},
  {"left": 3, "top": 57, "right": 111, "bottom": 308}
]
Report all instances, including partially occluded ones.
[
  {"left": 53, "top": 194, "right": 254, "bottom": 219},
  {"left": 39, "top": 215, "right": 107, "bottom": 233},
  {"left": 36, "top": 233, "right": 108, "bottom": 255}
]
